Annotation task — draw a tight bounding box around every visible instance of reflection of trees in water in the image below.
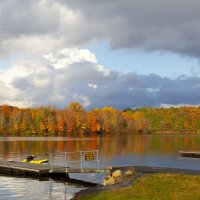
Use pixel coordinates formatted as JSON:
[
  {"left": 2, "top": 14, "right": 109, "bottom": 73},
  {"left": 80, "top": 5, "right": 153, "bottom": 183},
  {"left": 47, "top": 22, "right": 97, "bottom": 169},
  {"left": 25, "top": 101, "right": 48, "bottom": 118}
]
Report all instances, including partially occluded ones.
[
  {"left": 49, "top": 179, "right": 85, "bottom": 200},
  {"left": 1, "top": 135, "right": 200, "bottom": 160},
  {"left": 49, "top": 179, "right": 68, "bottom": 200}
]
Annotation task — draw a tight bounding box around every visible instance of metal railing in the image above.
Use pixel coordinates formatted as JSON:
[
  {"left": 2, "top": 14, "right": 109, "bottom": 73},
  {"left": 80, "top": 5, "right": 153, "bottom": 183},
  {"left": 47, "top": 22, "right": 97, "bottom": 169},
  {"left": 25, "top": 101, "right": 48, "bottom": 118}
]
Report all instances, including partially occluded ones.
[{"left": 49, "top": 150, "right": 100, "bottom": 172}]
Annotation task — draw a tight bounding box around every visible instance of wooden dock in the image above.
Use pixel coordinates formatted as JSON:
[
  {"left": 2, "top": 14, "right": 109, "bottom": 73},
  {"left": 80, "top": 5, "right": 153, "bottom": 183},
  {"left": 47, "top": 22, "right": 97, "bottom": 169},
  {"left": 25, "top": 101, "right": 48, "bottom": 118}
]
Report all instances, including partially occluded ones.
[
  {"left": 0, "top": 159, "right": 103, "bottom": 178},
  {"left": 179, "top": 151, "right": 200, "bottom": 158}
]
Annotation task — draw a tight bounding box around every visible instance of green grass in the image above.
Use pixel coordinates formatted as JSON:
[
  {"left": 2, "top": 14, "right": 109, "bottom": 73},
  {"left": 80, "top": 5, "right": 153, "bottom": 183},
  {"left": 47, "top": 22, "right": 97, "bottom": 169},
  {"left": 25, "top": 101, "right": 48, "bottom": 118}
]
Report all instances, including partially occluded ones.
[{"left": 82, "top": 173, "right": 200, "bottom": 200}]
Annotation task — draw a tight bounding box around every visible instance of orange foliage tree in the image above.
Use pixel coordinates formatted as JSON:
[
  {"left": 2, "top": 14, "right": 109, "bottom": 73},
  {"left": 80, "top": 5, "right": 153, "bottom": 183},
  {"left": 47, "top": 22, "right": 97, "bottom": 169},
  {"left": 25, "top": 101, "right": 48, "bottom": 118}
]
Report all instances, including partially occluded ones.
[{"left": 0, "top": 103, "right": 200, "bottom": 136}]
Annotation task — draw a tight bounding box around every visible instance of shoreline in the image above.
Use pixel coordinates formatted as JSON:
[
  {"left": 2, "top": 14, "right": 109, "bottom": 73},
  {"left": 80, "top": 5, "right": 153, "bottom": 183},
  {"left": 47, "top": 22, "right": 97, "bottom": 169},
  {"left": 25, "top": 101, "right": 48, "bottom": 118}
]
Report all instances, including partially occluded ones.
[
  {"left": 73, "top": 172, "right": 146, "bottom": 200},
  {"left": 0, "top": 131, "right": 200, "bottom": 137},
  {"left": 73, "top": 165, "right": 200, "bottom": 199}
]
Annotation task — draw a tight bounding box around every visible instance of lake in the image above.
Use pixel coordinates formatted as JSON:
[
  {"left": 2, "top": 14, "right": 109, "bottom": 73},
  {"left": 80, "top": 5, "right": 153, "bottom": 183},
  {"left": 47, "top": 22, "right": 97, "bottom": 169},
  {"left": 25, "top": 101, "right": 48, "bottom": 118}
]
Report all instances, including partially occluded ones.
[{"left": 0, "top": 134, "right": 200, "bottom": 199}]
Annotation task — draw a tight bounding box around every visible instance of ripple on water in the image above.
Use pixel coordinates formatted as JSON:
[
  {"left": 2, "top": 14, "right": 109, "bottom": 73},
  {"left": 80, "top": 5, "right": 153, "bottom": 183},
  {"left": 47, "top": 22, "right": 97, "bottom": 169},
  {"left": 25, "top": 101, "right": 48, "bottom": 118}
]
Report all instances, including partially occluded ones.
[{"left": 0, "top": 176, "right": 86, "bottom": 200}]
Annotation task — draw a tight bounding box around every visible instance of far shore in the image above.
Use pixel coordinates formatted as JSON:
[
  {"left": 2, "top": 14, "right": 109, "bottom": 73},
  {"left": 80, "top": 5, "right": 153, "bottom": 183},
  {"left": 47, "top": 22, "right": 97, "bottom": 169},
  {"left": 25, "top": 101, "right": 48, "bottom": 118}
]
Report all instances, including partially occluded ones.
[{"left": 1, "top": 130, "right": 200, "bottom": 137}]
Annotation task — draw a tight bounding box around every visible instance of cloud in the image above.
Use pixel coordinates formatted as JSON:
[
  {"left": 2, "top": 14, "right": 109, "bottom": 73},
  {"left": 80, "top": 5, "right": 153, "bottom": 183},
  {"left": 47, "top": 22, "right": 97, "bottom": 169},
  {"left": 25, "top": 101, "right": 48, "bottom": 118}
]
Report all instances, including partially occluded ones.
[
  {"left": 0, "top": 48, "right": 200, "bottom": 109},
  {"left": 59, "top": 0, "right": 200, "bottom": 57},
  {"left": 0, "top": 0, "right": 200, "bottom": 58},
  {"left": 0, "top": 0, "right": 200, "bottom": 109},
  {"left": 43, "top": 48, "right": 97, "bottom": 69}
]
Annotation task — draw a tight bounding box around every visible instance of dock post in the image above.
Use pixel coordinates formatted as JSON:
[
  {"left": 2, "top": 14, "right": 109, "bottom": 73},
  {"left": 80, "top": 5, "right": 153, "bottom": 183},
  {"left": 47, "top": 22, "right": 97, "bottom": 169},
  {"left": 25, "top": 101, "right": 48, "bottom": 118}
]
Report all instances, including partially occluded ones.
[
  {"left": 66, "top": 173, "right": 70, "bottom": 180},
  {"left": 50, "top": 153, "right": 52, "bottom": 171},
  {"left": 97, "top": 150, "right": 99, "bottom": 171},
  {"left": 81, "top": 159, "right": 83, "bottom": 172},
  {"left": 97, "top": 160, "right": 100, "bottom": 172},
  {"left": 80, "top": 151, "right": 83, "bottom": 172},
  {"left": 65, "top": 152, "right": 67, "bottom": 170}
]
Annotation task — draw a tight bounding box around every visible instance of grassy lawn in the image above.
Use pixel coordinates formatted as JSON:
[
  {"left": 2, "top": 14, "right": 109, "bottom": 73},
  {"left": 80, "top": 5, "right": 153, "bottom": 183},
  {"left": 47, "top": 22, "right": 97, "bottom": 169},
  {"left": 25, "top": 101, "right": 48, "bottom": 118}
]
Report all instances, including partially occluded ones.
[{"left": 82, "top": 173, "right": 200, "bottom": 200}]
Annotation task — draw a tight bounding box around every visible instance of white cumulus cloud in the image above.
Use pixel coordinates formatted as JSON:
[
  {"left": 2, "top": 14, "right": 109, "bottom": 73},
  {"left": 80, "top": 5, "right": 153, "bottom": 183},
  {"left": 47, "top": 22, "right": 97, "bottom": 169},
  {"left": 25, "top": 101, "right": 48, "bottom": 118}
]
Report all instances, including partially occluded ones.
[
  {"left": 43, "top": 48, "right": 97, "bottom": 69},
  {"left": 0, "top": 48, "right": 200, "bottom": 109}
]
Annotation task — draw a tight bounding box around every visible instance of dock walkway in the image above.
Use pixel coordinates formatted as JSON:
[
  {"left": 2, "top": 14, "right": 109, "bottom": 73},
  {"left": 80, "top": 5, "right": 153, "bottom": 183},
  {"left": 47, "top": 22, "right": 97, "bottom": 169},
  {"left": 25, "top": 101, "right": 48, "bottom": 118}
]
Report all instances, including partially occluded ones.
[{"left": 0, "top": 159, "right": 103, "bottom": 178}]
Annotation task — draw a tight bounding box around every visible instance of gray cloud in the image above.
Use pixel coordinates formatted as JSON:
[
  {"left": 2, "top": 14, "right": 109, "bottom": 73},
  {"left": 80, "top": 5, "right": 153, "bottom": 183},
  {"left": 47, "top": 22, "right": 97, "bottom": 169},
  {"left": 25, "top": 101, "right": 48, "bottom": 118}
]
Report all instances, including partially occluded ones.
[
  {"left": 0, "top": 0, "right": 59, "bottom": 37},
  {"left": 58, "top": 0, "right": 200, "bottom": 57},
  {"left": 0, "top": 0, "right": 200, "bottom": 57},
  {"left": 88, "top": 73, "right": 200, "bottom": 109}
]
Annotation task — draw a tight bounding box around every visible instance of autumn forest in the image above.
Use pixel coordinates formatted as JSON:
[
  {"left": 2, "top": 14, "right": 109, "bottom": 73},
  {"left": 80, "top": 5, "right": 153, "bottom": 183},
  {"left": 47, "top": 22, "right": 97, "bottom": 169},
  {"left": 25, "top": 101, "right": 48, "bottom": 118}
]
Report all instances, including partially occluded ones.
[{"left": 0, "top": 102, "right": 200, "bottom": 136}]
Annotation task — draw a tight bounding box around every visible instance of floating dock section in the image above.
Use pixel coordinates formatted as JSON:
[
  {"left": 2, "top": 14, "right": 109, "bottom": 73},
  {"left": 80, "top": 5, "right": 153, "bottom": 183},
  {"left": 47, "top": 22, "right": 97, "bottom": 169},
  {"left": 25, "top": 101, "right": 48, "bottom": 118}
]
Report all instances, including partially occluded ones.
[
  {"left": 0, "top": 159, "right": 64, "bottom": 177},
  {"left": 179, "top": 151, "right": 200, "bottom": 158},
  {"left": 0, "top": 150, "right": 104, "bottom": 179},
  {"left": 0, "top": 159, "right": 103, "bottom": 178}
]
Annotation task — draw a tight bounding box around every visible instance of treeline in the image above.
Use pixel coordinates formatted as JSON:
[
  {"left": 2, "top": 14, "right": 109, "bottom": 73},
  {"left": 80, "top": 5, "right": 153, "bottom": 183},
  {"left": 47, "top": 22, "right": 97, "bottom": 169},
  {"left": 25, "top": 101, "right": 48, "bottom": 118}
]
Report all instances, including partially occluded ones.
[
  {"left": 139, "top": 106, "right": 200, "bottom": 133},
  {"left": 0, "top": 103, "right": 200, "bottom": 136}
]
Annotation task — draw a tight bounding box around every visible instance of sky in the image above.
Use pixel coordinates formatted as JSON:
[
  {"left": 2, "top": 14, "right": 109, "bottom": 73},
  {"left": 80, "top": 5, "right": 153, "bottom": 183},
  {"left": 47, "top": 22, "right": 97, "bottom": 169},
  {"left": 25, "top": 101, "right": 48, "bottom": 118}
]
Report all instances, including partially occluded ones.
[{"left": 0, "top": 0, "right": 200, "bottom": 109}]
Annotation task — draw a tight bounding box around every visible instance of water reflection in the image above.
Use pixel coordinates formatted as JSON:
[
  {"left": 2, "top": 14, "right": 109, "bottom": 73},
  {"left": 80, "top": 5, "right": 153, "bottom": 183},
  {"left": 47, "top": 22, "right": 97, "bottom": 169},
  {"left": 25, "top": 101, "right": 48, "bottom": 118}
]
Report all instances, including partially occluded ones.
[
  {"left": 1, "top": 135, "right": 200, "bottom": 161},
  {"left": 49, "top": 179, "right": 85, "bottom": 200},
  {"left": 0, "top": 175, "right": 85, "bottom": 200},
  {"left": 1, "top": 135, "right": 200, "bottom": 199},
  {"left": 49, "top": 180, "right": 68, "bottom": 200}
]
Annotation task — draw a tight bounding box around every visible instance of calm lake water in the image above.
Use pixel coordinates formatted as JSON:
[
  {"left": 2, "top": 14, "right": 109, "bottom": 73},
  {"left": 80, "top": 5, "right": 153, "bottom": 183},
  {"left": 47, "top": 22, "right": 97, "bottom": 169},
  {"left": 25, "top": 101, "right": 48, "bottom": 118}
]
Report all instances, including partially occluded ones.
[{"left": 1, "top": 134, "right": 200, "bottom": 199}]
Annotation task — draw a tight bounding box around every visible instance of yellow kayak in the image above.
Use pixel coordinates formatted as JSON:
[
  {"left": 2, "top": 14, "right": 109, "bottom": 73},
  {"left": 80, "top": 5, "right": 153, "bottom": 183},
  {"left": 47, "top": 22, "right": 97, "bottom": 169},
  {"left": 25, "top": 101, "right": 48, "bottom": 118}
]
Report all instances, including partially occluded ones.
[{"left": 22, "top": 155, "right": 48, "bottom": 164}]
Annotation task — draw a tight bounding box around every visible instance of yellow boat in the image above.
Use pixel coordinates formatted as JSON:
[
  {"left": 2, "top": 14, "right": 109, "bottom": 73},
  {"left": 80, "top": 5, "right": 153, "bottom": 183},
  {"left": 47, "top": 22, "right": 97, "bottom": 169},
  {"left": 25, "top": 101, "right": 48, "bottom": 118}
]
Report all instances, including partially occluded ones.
[{"left": 22, "top": 155, "right": 48, "bottom": 164}]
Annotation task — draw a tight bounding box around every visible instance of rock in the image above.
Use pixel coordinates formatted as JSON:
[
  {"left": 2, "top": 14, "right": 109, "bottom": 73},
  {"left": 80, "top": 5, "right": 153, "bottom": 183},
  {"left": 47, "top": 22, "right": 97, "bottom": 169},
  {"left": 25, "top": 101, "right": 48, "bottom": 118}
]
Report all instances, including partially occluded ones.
[
  {"left": 103, "top": 176, "right": 115, "bottom": 186},
  {"left": 114, "top": 176, "right": 124, "bottom": 183},
  {"left": 124, "top": 170, "right": 134, "bottom": 177},
  {"left": 112, "top": 170, "right": 122, "bottom": 179},
  {"left": 104, "top": 175, "right": 111, "bottom": 180}
]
